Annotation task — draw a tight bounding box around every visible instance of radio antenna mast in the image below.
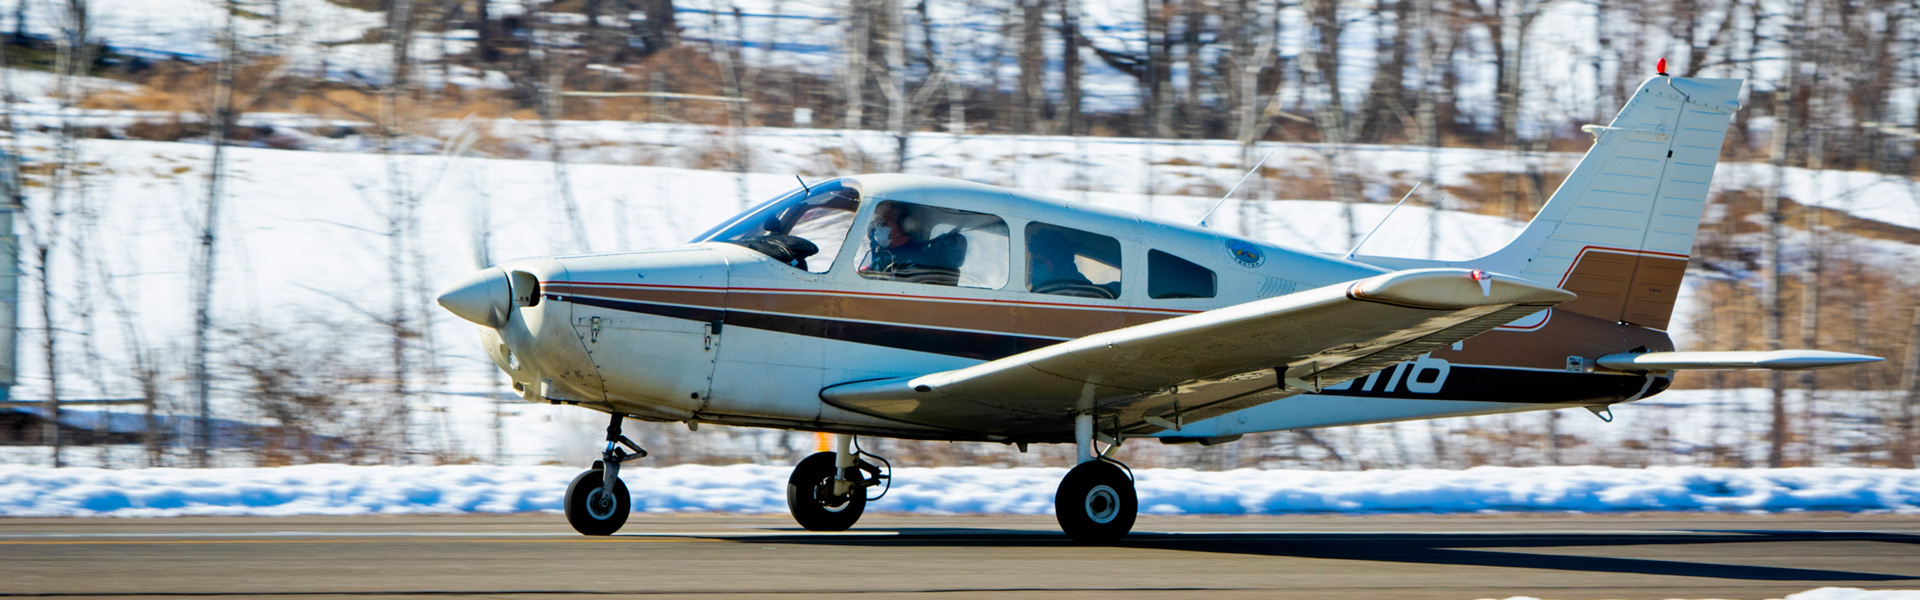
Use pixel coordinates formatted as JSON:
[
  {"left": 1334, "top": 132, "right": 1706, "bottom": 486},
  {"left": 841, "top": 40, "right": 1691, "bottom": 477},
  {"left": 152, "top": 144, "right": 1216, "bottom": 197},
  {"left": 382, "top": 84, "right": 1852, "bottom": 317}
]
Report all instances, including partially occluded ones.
[
  {"left": 1344, "top": 182, "right": 1422, "bottom": 260},
  {"left": 1197, "top": 150, "right": 1276, "bottom": 227}
]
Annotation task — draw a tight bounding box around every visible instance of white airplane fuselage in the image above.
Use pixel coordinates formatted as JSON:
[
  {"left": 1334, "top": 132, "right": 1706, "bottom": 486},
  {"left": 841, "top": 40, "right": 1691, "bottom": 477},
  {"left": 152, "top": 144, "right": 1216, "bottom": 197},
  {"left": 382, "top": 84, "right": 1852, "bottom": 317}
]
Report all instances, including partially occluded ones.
[{"left": 468, "top": 174, "right": 1674, "bottom": 445}]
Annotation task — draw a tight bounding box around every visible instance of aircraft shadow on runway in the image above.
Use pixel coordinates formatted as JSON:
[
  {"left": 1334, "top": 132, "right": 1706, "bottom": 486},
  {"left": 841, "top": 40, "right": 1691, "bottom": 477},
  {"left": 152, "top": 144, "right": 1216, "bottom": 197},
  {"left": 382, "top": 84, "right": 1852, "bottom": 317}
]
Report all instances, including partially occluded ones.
[{"left": 699, "top": 528, "right": 1920, "bottom": 582}]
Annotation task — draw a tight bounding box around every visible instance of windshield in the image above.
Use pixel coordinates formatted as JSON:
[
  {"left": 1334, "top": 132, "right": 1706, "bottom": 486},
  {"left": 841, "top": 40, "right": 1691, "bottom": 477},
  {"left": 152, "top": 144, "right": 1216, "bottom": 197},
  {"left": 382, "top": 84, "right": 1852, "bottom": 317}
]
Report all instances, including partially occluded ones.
[{"left": 693, "top": 179, "right": 861, "bottom": 273}]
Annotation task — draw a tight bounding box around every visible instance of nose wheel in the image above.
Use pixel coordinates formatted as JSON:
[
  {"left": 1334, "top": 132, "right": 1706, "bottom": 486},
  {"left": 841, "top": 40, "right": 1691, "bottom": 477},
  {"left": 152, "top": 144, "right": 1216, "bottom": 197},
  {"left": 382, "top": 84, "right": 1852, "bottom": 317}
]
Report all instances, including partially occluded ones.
[
  {"left": 564, "top": 412, "right": 647, "bottom": 536},
  {"left": 564, "top": 465, "right": 630, "bottom": 535}
]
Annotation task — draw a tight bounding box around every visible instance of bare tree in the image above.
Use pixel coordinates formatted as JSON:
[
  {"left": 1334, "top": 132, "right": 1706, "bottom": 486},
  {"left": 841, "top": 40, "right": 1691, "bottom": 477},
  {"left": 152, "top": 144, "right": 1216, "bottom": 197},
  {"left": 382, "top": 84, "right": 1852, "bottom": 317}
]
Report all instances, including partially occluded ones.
[
  {"left": 1303, "top": 0, "right": 1360, "bottom": 247},
  {"left": 1762, "top": 0, "right": 1809, "bottom": 468},
  {"left": 843, "top": 0, "right": 871, "bottom": 130},
  {"left": 1015, "top": 0, "right": 1049, "bottom": 134},
  {"left": 1226, "top": 0, "right": 1280, "bottom": 165},
  {"left": 33, "top": 0, "right": 91, "bottom": 467},
  {"left": 1057, "top": 0, "right": 1083, "bottom": 137},
  {"left": 189, "top": 0, "right": 239, "bottom": 467}
]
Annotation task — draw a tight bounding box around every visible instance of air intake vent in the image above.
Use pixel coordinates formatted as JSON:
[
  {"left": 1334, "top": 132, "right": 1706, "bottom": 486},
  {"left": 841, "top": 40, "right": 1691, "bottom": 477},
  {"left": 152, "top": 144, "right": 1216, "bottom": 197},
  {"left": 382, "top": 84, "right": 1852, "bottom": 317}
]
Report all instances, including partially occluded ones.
[
  {"left": 1256, "top": 277, "right": 1300, "bottom": 298},
  {"left": 508, "top": 271, "right": 542, "bottom": 307}
]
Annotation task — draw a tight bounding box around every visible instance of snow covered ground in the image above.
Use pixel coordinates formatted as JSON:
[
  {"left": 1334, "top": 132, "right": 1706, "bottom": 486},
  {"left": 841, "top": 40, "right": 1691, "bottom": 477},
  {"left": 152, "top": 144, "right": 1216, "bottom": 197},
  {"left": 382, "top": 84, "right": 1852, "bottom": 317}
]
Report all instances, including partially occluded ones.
[{"left": 2, "top": 464, "right": 1916, "bottom": 518}]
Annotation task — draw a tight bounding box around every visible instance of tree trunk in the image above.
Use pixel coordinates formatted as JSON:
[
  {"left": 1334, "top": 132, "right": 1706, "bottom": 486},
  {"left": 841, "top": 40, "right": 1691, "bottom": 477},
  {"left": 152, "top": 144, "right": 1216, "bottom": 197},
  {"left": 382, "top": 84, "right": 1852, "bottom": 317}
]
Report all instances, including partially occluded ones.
[
  {"left": 882, "top": 0, "right": 907, "bottom": 171},
  {"left": 1016, "top": 0, "right": 1047, "bottom": 133},
  {"left": 1356, "top": 0, "right": 1410, "bottom": 143},
  {"left": 1059, "top": 0, "right": 1082, "bottom": 136},
  {"left": 843, "top": 0, "right": 870, "bottom": 130},
  {"left": 191, "top": 0, "right": 236, "bottom": 468},
  {"left": 1144, "top": 0, "right": 1171, "bottom": 138},
  {"left": 1896, "top": 305, "right": 1920, "bottom": 468},
  {"left": 1763, "top": 0, "right": 1807, "bottom": 468}
]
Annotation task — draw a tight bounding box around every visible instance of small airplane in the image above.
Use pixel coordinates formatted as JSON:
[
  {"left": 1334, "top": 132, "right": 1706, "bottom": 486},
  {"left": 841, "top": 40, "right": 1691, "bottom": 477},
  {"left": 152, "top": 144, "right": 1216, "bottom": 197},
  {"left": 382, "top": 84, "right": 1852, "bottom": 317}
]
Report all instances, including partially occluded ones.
[{"left": 437, "top": 68, "right": 1881, "bottom": 544}]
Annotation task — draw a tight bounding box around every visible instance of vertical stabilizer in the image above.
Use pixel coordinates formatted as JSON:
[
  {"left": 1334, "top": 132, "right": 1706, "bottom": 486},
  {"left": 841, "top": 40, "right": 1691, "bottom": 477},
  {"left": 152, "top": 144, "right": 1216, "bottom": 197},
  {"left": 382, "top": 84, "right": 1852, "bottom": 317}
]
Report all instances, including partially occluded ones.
[{"left": 1358, "top": 76, "right": 1743, "bottom": 330}]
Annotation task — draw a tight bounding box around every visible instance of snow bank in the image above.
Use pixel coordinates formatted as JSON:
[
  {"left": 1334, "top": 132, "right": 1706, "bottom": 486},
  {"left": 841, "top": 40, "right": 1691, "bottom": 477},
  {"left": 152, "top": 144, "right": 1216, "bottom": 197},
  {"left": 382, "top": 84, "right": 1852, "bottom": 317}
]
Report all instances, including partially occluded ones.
[{"left": 3, "top": 465, "right": 1916, "bottom": 518}]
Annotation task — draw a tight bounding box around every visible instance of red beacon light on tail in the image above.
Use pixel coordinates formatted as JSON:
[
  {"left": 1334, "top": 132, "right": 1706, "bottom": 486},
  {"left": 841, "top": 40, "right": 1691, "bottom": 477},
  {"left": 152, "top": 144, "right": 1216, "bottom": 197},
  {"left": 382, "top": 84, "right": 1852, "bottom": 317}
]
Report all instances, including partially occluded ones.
[{"left": 1656, "top": 57, "right": 1669, "bottom": 76}]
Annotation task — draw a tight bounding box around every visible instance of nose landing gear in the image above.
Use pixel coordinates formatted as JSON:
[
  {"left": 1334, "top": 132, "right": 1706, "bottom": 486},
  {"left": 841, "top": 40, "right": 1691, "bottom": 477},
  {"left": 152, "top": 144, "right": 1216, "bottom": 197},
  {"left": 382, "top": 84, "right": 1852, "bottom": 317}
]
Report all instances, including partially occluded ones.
[
  {"left": 565, "top": 412, "right": 648, "bottom": 536},
  {"left": 786, "top": 434, "right": 890, "bottom": 531}
]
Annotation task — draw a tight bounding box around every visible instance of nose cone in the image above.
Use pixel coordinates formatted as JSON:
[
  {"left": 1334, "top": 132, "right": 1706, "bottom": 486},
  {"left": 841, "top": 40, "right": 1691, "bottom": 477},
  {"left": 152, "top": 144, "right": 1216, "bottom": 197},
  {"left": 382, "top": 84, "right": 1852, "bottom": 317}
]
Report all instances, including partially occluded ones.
[{"left": 437, "top": 268, "right": 512, "bottom": 327}]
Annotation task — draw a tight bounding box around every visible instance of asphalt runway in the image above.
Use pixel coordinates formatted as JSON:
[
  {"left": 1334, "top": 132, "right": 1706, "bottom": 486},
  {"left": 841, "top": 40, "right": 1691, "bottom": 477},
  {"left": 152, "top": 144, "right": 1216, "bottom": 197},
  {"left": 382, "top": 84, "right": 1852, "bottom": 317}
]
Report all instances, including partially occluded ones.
[{"left": 2, "top": 513, "right": 1918, "bottom": 599}]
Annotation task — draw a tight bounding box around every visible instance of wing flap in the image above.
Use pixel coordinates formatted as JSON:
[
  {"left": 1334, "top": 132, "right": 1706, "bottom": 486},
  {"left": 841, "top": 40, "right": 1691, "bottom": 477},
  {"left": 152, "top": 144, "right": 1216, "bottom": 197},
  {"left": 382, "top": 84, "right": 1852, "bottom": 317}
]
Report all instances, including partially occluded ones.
[{"left": 822, "top": 269, "right": 1574, "bottom": 439}]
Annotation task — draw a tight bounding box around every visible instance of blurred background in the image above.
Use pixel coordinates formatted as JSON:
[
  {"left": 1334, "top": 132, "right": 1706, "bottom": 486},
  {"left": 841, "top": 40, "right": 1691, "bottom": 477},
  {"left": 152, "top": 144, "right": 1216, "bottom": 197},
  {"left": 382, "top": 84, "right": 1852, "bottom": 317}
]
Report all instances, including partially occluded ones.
[{"left": 0, "top": 0, "right": 1914, "bottom": 471}]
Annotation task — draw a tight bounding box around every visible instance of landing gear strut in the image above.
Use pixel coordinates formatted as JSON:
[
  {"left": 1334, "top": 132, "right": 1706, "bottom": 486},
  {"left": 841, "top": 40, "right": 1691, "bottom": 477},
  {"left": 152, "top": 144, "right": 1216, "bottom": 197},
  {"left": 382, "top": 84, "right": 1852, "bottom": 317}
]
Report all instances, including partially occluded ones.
[
  {"left": 786, "top": 434, "right": 889, "bottom": 531},
  {"left": 565, "top": 412, "right": 647, "bottom": 536},
  {"left": 1053, "top": 410, "right": 1136, "bottom": 545}
]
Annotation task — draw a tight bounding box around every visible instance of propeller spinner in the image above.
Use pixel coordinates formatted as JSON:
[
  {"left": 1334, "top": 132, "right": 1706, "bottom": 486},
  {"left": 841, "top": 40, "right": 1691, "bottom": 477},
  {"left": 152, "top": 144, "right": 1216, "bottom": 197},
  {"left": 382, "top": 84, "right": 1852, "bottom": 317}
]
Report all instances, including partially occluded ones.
[{"left": 438, "top": 268, "right": 513, "bottom": 328}]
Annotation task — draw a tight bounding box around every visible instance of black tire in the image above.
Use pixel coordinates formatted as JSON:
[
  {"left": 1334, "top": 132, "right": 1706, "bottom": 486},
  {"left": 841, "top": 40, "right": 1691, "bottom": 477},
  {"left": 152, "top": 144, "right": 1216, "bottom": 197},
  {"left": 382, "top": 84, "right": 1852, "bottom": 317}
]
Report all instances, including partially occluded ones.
[
  {"left": 564, "top": 468, "right": 630, "bottom": 536},
  {"left": 1054, "top": 460, "right": 1136, "bottom": 545},
  {"left": 786, "top": 451, "right": 866, "bottom": 531}
]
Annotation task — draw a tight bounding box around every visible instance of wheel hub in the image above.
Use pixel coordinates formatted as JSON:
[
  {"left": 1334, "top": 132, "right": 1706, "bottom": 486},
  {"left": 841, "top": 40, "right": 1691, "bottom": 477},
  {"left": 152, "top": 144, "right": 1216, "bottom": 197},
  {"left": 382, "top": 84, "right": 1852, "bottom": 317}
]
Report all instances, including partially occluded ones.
[
  {"left": 1084, "top": 484, "right": 1120, "bottom": 524},
  {"left": 813, "top": 479, "right": 853, "bottom": 512},
  {"left": 585, "top": 487, "right": 618, "bottom": 520}
]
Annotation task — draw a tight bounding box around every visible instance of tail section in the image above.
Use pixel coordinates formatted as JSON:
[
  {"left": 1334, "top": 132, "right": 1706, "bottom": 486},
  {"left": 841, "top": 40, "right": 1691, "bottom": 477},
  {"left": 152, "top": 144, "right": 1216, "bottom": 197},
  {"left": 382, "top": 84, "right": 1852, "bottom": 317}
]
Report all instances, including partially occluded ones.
[{"left": 1358, "top": 75, "right": 1743, "bottom": 331}]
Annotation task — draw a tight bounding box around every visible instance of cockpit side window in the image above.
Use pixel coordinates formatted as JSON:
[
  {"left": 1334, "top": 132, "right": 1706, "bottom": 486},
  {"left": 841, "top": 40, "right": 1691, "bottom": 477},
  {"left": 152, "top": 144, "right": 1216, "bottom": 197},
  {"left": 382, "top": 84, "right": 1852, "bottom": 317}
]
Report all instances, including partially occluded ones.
[
  {"left": 1026, "top": 222, "right": 1122, "bottom": 299},
  {"left": 856, "top": 201, "right": 1009, "bottom": 289},
  {"left": 695, "top": 180, "right": 860, "bottom": 273}
]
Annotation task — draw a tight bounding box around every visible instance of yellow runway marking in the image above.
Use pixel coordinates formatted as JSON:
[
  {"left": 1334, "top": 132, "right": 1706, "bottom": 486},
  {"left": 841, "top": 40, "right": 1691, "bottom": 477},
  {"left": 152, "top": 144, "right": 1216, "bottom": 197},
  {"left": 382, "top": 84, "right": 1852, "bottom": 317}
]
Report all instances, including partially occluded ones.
[{"left": 0, "top": 537, "right": 714, "bottom": 546}]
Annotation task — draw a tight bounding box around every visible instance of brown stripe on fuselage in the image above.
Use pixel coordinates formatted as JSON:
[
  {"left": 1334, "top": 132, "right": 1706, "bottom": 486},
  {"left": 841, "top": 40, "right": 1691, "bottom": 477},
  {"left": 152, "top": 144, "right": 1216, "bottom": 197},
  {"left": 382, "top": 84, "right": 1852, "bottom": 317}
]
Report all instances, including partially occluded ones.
[
  {"left": 547, "top": 283, "right": 1187, "bottom": 340},
  {"left": 1554, "top": 249, "right": 1689, "bottom": 330},
  {"left": 547, "top": 283, "right": 726, "bottom": 313},
  {"left": 729, "top": 289, "right": 1179, "bottom": 339}
]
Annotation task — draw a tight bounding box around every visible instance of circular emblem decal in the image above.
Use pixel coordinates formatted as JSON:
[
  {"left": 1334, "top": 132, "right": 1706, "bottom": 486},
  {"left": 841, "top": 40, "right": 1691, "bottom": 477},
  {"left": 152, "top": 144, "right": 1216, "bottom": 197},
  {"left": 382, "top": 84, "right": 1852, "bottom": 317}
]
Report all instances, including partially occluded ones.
[{"left": 1226, "top": 239, "right": 1266, "bottom": 268}]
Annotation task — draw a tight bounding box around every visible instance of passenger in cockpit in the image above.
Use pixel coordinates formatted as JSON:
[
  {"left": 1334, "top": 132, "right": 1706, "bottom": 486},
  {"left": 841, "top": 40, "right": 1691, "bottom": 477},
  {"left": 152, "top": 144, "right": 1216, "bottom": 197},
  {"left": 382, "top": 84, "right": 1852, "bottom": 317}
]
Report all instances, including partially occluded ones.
[{"left": 1029, "top": 229, "right": 1114, "bottom": 299}]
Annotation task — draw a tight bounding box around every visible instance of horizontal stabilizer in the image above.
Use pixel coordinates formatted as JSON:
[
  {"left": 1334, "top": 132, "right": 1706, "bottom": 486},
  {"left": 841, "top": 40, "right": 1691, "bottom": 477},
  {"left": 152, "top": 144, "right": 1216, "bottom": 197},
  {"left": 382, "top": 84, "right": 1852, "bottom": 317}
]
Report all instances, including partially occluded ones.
[{"left": 1596, "top": 350, "right": 1883, "bottom": 371}]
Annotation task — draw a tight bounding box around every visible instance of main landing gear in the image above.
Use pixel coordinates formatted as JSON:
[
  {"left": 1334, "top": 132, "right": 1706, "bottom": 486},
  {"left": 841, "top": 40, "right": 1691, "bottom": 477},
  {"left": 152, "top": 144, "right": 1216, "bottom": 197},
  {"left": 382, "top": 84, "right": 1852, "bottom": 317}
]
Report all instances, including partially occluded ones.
[
  {"left": 1053, "top": 410, "right": 1137, "bottom": 545},
  {"left": 786, "top": 434, "right": 890, "bottom": 531},
  {"left": 565, "top": 412, "right": 647, "bottom": 536}
]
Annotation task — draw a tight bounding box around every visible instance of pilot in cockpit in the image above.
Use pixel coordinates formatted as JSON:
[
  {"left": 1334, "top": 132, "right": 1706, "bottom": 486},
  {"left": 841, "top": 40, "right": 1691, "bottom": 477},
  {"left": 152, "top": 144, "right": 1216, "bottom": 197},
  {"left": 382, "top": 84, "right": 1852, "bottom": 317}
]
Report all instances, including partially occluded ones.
[{"left": 863, "top": 202, "right": 968, "bottom": 286}]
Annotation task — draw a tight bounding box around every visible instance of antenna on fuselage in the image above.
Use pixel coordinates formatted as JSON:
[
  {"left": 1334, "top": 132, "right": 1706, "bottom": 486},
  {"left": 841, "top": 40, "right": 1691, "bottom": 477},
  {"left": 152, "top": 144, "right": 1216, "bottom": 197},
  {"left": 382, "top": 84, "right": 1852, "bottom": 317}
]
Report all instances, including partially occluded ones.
[
  {"left": 1197, "top": 150, "right": 1276, "bottom": 228},
  {"left": 1343, "top": 182, "right": 1422, "bottom": 261},
  {"left": 795, "top": 175, "right": 813, "bottom": 197}
]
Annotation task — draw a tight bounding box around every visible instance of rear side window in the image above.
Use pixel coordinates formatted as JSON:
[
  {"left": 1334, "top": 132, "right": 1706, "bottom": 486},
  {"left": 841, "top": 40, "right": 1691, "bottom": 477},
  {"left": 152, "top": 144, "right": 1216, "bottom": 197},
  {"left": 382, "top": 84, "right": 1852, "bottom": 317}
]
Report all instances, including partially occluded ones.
[
  {"left": 1148, "top": 250, "right": 1216, "bottom": 299},
  {"left": 1026, "top": 222, "right": 1122, "bottom": 299}
]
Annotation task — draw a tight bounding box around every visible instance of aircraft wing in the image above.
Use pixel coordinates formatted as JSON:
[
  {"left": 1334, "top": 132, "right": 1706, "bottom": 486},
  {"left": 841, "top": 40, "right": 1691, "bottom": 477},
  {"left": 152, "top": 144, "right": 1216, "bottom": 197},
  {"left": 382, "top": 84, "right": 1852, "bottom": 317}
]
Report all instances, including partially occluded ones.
[{"left": 821, "top": 269, "right": 1575, "bottom": 440}]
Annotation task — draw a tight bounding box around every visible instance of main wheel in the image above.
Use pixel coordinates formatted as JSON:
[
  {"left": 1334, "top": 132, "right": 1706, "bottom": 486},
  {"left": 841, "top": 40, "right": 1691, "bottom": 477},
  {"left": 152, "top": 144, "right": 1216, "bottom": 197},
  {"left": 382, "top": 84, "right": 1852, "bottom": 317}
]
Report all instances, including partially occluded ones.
[
  {"left": 786, "top": 451, "right": 866, "bottom": 531},
  {"left": 564, "top": 468, "right": 630, "bottom": 536},
  {"left": 1054, "top": 460, "right": 1136, "bottom": 545}
]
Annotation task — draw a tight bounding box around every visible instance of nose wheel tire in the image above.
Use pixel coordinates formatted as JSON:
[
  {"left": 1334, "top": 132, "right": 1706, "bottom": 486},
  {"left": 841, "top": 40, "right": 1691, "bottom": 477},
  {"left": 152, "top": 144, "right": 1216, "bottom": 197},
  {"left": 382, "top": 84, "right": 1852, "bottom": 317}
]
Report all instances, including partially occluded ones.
[
  {"left": 564, "top": 468, "right": 630, "bottom": 536},
  {"left": 1054, "top": 460, "right": 1136, "bottom": 545},
  {"left": 786, "top": 451, "right": 866, "bottom": 531}
]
